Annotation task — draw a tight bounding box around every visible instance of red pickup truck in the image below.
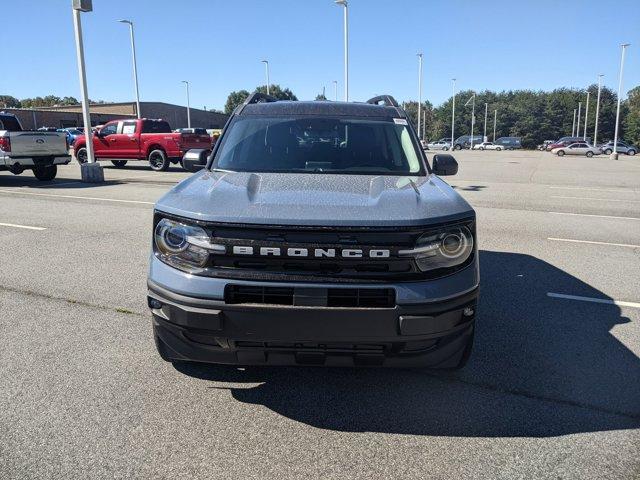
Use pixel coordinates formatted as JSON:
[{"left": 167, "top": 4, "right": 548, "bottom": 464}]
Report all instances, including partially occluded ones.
[{"left": 74, "top": 118, "right": 211, "bottom": 171}]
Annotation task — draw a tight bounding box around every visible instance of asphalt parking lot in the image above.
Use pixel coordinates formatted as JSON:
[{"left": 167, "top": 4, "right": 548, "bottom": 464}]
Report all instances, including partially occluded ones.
[{"left": 1, "top": 150, "right": 639, "bottom": 479}]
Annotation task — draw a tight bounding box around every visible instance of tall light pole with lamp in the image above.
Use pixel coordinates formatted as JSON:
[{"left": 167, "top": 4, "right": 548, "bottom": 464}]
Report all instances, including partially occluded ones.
[
  {"left": 612, "top": 43, "right": 630, "bottom": 160},
  {"left": 450, "top": 78, "right": 456, "bottom": 149},
  {"left": 417, "top": 53, "right": 423, "bottom": 139},
  {"left": 572, "top": 109, "right": 576, "bottom": 136},
  {"left": 334, "top": 0, "right": 349, "bottom": 101},
  {"left": 72, "top": 0, "right": 103, "bottom": 182},
  {"left": 261, "top": 60, "right": 270, "bottom": 96},
  {"left": 483, "top": 102, "right": 488, "bottom": 141},
  {"left": 465, "top": 94, "right": 476, "bottom": 149},
  {"left": 181, "top": 80, "right": 191, "bottom": 128},
  {"left": 583, "top": 91, "right": 590, "bottom": 141},
  {"left": 594, "top": 74, "right": 604, "bottom": 146},
  {"left": 117, "top": 19, "right": 141, "bottom": 119},
  {"left": 493, "top": 109, "right": 497, "bottom": 141}
]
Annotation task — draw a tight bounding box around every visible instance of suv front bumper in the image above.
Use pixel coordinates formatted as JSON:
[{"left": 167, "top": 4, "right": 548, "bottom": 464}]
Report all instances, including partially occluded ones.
[{"left": 148, "top": 277, "right": 478, "bottom": 368}]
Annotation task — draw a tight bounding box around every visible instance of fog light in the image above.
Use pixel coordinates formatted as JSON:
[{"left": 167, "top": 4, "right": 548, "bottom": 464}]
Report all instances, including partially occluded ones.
[
  {"left": 463, "top": 307, "right": 475, "bottom": 317},
  {"left": 148, "top": 297, "right": 162, "bottom": 309}
]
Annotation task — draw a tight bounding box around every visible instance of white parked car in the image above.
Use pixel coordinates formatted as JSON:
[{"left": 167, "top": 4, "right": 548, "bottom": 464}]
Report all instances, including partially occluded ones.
[
  {"left": 472, "top": 142, "right": 503, "bottom": 151},
  {"left": 551, "top": 142, "right": 601, "bottom": 157},
  {"left": 426, "top": 139, "right": 451, "bottom": 150}
]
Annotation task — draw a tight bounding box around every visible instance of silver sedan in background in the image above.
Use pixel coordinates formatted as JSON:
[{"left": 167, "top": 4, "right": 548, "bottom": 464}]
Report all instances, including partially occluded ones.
[
  {"left": 426, "top": 138, "right": 451, "bottom": 150},
  {"left": 551, "top": 142, "right": 601, "bottom": 157}
]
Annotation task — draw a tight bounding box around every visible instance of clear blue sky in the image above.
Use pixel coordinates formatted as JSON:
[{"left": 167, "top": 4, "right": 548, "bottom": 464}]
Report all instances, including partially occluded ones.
[{"left": 2, "top": 0, "right": 639, "bottom": 110}]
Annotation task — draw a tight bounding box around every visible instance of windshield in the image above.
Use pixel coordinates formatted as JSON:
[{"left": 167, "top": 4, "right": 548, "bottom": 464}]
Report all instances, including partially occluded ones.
[{"left": 213, "top": 116, "right": 424, "bottom": 175}]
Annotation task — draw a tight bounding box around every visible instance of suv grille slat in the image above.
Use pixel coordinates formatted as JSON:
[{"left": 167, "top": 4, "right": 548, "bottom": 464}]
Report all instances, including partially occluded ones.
[{"left": 225, "top": 285, "right": 395, "bottom": 308}]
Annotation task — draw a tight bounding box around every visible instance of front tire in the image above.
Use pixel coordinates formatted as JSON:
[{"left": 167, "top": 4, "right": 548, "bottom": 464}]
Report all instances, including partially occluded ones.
[
  {"left": 604, "top": 148, "right": 612, "bottom": 155},
  {"left": 586, "top": 151, "right": 594, "bottom": 158},
  {"left": 557, "top": 150, "right": 565, "bottom": 157},
  {"left": 111, "top": 160, "right": 128, "bottom": 168},
  {"left": 628, "top": 149, "right": 636, "bottom": 156},
  {"left": 148, "top": 149, "right": 169, "bottom": 171},
  {"left": 496, "top": 147, "right": 502, "bottom": 151},
  {"left": 76, "top": 147, "right": 88, "bottom": 164},
  {"left": 33, "top": 165, "right": 57, "bottom": 181}
]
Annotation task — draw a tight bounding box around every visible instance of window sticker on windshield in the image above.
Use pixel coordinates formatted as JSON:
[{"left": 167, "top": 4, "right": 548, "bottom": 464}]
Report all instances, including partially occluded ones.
[{"left": 393, "top": 118, "right": 408, "bottom": 125}]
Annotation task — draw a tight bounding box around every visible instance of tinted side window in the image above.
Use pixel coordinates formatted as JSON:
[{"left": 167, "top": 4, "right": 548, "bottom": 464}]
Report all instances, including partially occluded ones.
[
  {"left": 0, "top": 115, "right": 22, "bottom": 131},
  {"left": 101, "top": 123, "right": 118, "bottom": 135},
  {"left": 142, "top": 120, "right": 171, "bottom": 133}
]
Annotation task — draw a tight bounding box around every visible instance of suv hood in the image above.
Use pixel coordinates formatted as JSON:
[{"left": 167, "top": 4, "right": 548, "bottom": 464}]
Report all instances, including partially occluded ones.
[{"left": 155, "top": 170, "right": 474, "bottom": 227}]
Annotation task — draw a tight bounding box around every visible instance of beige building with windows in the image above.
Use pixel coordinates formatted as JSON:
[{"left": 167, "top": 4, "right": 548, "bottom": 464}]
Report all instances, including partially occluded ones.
[{"left": 3, "top": 101, "right": 227, "bottom": 130}]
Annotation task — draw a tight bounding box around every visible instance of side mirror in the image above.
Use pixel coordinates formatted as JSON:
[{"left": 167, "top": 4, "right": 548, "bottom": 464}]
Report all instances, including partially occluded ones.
[
  {"left": 181, "top": 148, "right": 209, "bottom": 172},
  {"left": 432, "top": 154, "right": 458, "bottom": 176}
]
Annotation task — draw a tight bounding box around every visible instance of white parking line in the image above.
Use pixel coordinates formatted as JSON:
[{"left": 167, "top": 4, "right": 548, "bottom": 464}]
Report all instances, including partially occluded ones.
[
  {"left": 0, "top": 189, "right": 154, "bottom": 205},
  {"left": 551, "top": 195, "right": 640, "bottom": 203},
  {"left": 549, "top": 211, "right": 640, "bottom": 221},
  {"left": 547, "top": 292, "right": 640, "bottom": 309},
  {"left": 548, "top": 237, "right": 640, "bottom": 249},
  {"left": 0, "top": 222, "right": 46, "bottom": 231}
]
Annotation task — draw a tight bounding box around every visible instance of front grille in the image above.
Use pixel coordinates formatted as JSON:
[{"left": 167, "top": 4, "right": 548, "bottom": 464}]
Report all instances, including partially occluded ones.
[
  {"left": 226, "top": 285, "right": 294, "bottom": 305},
  {"left": 225, "top": 285, "right": 396, "bottom": 308},
  {"left": 327, "top": 288, "right": 395, "bottom": 308},
  {"left": 154, "top": 213, "right": 475, "bottom": 282}
]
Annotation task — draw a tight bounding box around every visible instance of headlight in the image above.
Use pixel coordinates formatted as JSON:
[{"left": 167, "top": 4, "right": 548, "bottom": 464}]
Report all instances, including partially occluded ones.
[
  {"left": 154, "top": 218, "right": 212, "bottom": 272},
  {"left": 399, "top": 225, "right": 474, "bottom": 272}
]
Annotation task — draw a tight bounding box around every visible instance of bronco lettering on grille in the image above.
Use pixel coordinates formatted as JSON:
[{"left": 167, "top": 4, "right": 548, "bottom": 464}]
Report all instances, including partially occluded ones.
[{"left": 231, "top": 246, "right": 390, "bottom": 258}]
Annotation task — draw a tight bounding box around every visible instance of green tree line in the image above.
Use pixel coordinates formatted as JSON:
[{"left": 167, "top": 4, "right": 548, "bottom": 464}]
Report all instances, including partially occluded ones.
[
  {"left": 405, "top": 85, "right": 639, "bottom": 148},
  {"left": 0, "top": 95, "right": 106, "bottom": 108}
]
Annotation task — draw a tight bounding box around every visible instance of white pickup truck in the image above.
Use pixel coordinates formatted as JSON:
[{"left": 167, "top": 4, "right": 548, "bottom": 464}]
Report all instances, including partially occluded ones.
[{"left": 0, "top": 112, "right": 71, "bottom": 181}]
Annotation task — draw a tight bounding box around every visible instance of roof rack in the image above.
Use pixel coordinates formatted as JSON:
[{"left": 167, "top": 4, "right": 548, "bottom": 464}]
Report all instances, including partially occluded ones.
[
  {"left": 236, "top": 92, "right": 278, "bottom": 114},
  {"left": 366, "top": 95, "right": 400, "bottom": 108}
]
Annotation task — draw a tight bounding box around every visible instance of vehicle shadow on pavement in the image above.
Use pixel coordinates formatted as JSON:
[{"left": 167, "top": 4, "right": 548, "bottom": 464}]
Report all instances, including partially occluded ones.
[{"left": 175, "top": 250, "right": 640, "bottom": 437}]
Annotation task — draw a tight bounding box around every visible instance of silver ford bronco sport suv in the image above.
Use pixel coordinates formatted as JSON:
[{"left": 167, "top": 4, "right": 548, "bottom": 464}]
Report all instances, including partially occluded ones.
[{"left": 147, "top": 94, "right": 478, "bottom": 369}]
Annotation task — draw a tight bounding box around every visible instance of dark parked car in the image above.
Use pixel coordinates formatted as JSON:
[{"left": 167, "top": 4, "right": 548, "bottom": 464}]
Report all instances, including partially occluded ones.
[
  {"left": 495, "top": 137, "right": 522, "bottom": 150},
  {"left": 453, "top": 135, "right": 484, "bottom": 150}
]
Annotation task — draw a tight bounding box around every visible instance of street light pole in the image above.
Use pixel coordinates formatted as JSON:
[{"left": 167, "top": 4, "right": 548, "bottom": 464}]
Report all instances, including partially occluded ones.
[
  {"left": 594, "top": 74, "right": 604, "bottom": 146},
  {"left": 583, "top": 91, "right": 590, "bottom": 141},
  {"left": 572, "top": 109, "right": 576, "bottom": 136},
  {"left": 261, "top": 60, "right": 270, "bottom": 96},
  {"left": 335, "top": 0, "right": 349, "bottom": 101},
  {"left": 483, "top": 102, "right": 488, "bottom": 140},
  {"left": 333, "top": 80, "right": 338, "bottom": 101},
  {"left": 118, "top": 20, "right": 141, "bottom": 119},
  {"left": 451, "top": 78, "right": 456, "bottom": 149},
  {"left": 612, "top": 43, "right": 630, "bottom": 159},
  {"left": 576, "top": 102, "right": 581, "bottom": 137},
  {"left": 181, "top": 80, "right": 191, "bottom": 128},
  {"left": 465, "top": 94, "right": 476, "bottom": 149},
  {"left": 493, "top": 109, "right": 497, "bottom": 141},
  {"left": 417, "top": 53, "right": 423, "bottom": 139},
  {"left": 72, "top": 0, "right": 103, "bottom": 182}
]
